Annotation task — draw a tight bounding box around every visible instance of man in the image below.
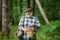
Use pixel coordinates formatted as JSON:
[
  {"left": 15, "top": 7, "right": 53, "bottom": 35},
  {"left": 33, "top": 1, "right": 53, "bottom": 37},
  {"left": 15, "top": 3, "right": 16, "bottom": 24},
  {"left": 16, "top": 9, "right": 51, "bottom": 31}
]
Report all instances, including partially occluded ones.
[{"left": 18, "top": 7, "right": 40, "bottom": 40}]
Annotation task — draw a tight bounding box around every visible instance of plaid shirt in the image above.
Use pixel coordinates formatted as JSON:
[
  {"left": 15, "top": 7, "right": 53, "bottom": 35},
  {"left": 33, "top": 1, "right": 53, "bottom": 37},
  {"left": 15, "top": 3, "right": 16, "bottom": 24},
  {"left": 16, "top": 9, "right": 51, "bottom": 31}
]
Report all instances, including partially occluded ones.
[{"left": 18, "top": 16, "right": 40, "bottom": 40}]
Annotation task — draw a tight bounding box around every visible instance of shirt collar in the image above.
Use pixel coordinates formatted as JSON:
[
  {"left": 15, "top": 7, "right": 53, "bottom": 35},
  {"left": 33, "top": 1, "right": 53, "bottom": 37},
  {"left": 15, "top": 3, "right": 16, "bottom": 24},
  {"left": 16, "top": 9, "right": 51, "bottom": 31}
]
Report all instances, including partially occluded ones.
[{"left": 25, "top": 16, "right": 33, "bottom": 19}]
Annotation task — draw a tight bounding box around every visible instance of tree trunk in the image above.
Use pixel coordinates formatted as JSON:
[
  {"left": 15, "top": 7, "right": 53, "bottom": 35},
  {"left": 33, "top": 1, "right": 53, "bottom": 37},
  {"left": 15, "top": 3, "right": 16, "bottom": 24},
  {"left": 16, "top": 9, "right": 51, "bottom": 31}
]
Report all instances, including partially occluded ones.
[
  {"left": 27, "top": 0, "right": 30, "bottom": 8},
  {"left": 35, "top": 0, "right": 50, "bottom": 24},
  {"left": 32, "top": 0, "right": 35, "bottom": 16},
  {"left": 2, "top": 0, "right": 10, "bottom": 38},
  {"left": 10, "top": 0, "right": 14, "bottom": 25},
  {"left": 20, "top": 0, "right": 23, "bottom": 12},
  {"left": 0, "top": 0, "right": 2, "bottom": 31}
]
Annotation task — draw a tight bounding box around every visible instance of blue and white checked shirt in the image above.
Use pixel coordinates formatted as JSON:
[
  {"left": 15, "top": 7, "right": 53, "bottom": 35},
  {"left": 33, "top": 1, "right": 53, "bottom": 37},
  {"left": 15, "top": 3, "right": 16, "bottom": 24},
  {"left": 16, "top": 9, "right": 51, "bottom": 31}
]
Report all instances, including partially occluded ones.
[
  {"left": 18, "top": 16, "right": 40, "bottom": 40},
  {"left": 19, "top": 16, "right": 40, "bottom": 30}
]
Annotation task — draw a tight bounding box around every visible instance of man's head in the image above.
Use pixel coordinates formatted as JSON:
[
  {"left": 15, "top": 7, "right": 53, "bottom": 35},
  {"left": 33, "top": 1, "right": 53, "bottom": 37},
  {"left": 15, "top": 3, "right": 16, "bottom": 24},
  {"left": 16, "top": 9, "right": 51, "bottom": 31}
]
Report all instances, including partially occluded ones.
[{"left": 26, "top": 8, "right": 33, "bottom": 17}]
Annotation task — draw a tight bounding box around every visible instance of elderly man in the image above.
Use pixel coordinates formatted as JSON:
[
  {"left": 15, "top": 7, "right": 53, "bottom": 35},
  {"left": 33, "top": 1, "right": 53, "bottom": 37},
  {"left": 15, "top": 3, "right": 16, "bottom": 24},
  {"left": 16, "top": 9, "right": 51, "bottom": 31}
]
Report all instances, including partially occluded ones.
[{"left": 18, "top": 8, "right": 40, "bottom": 40}]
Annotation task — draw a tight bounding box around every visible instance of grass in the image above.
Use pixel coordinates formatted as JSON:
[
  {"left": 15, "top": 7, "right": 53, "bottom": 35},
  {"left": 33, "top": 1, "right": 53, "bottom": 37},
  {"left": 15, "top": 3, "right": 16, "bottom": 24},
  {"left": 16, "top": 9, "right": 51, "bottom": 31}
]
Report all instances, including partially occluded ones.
[{"left": 0, "top": 25, "right": 18, "bottom": 40}]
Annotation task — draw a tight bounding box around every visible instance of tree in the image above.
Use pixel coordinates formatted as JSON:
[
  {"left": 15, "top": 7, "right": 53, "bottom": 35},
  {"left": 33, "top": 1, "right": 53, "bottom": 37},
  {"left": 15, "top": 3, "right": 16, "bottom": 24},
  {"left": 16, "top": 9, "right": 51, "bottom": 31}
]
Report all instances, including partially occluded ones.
[
  {"left": 27, "top": 0, "right": 30, "bottom": 8},
  {"left": 2, "top": 0, "right": 10, "bottom": 38},
  {"left": 32, "top": 0, "right": 35, "bottom": 16},
  {"left": 35, "top": 0, "right": 50, "bottom": 24},
  {"left": 20, "top": 0, "right": 23, "bottom": 12},
  {"left": 0, "top": 0, "right": 2, "bottom": 31}
]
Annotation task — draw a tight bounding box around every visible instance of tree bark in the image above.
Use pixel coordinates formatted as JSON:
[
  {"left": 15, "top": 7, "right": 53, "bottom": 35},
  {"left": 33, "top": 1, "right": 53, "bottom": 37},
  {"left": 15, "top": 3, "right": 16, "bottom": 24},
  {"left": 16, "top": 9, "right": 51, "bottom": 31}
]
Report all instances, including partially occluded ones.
[
  {"left": 2, "top": 0, "right": 10, "bottom": 38},
  {"left": 32, "top": 0, "right": 35, "bottom": 16},
  {"left": 20, "top": 0, "right": 23, "bottom": 12},
  {"left": 10, "top": 0, "right": 14, "bottom": 25},
  {"left": 0, "top": 0, "right": 2, "bottom": 31},
  {"left": 27, "top": 0, "right": 30, "bottom": 8},
  {"left": 35, "top": 0, "right": 50, "bottom": 24}
]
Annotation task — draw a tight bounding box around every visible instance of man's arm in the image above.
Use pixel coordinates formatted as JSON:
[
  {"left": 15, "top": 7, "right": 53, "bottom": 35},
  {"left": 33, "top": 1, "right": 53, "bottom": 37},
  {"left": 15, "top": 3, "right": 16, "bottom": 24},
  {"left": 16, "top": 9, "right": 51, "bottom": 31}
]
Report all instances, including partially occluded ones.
[
  {"left": 29, "top": 17, "right": 40, "bottom": 29},
  {"left": 35, "top": 18, "right": 40, "bottom": 27},
  {"left": 18, "top": 17, "right": 24, "bottom": 30},
  {"left": 18, "top": 17, "right": 27, "bottom": 32}
]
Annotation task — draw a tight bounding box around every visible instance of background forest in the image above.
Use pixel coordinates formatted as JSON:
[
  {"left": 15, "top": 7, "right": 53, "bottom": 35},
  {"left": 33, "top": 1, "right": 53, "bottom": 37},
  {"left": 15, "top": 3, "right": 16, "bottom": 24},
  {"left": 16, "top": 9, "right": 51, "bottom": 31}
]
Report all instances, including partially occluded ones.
[{"left": 0, "top": 0, "right": 60, "bottom": 40}]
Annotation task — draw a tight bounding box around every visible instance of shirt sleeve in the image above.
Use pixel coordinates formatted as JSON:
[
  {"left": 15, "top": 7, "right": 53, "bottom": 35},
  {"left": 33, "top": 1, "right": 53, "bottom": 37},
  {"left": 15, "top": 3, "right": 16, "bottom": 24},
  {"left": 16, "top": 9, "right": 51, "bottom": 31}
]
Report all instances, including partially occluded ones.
[
  {"left": 18, "top": 17, "right": 24, "bottom": 30},
  {"left": 35, "top": 17, "right": 40, "bottom": 27}
]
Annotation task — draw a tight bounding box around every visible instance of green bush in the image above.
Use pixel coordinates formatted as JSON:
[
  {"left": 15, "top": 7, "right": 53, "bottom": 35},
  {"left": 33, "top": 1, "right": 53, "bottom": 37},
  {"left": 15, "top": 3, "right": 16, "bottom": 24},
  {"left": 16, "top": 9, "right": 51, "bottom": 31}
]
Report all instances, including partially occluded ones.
[{"left": 36, "top": 21, "right": 60, "bottom": 40}]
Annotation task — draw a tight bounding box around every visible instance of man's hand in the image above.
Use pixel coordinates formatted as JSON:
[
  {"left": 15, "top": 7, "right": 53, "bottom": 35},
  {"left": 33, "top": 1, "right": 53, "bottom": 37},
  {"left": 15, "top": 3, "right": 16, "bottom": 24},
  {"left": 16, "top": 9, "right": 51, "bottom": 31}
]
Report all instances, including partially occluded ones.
[
  {"left": 29, "top": 24, "right": 37, "bottom": 27},
  {"left": 22, "top": 28, "right": 27, "bottom": 32}
]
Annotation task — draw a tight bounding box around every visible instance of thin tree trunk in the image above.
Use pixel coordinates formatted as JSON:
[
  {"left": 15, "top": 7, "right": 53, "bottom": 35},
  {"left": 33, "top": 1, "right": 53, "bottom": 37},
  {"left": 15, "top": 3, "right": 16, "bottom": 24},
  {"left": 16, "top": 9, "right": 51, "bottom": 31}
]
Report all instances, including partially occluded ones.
[
  {"left": 0, "top": 0, "right": 2, "bottom": 31},
  {"left": 35, "top": 0, "right": 50, "bottom": 24},
  {"left": 10, "top": 0, "right": 14, "bottom": 25},
  {"left": 2, "top": 0, "right": 10, "bottom": 38},
  {"left": 32, "top": 0, "right": 35, "bottom": 16},
  {"left": 20, "top": 0, "right": 23, "bottom": 12},
  {"left": 7, "top": 0, "right": 10, "bottom": 23},
  {"left": 2, "top": 0, "right": 7, "bottom": 32},
  {"left": 27, "top": 0, "right": 30, "bottom": 8}
]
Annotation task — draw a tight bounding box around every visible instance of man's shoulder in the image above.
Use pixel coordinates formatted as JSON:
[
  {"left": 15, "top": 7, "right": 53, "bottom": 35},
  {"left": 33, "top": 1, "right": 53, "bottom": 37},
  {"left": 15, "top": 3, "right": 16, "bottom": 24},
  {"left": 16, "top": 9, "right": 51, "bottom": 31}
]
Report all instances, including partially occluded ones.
[
  {"left": 21, "top": 16, "right": 25, "bottom": 18},
  {"left": 22, "top": 16, "right": 35, "bottom": 18},
  {"left": 32, "top": 16, "right": 38, "bottom": 19}
]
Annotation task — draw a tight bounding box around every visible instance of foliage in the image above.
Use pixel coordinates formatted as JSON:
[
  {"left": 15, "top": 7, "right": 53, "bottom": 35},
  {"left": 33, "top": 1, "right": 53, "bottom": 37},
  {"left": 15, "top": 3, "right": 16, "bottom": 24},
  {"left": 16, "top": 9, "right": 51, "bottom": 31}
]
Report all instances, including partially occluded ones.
[
  {"left": 36, "top": 21, "right": 60, "bottom": 40},
  {"left": 10, "top": 0, "right": 60, "bottom": 24},
  {"left": 1, "top": 0, "right": 60, "bottom": 40},
  {"left": 10, "top": 0, "right": 26, "bottom": 24},
  {"left": 40, "top": 0, "right": 60, "bottom": 21}
]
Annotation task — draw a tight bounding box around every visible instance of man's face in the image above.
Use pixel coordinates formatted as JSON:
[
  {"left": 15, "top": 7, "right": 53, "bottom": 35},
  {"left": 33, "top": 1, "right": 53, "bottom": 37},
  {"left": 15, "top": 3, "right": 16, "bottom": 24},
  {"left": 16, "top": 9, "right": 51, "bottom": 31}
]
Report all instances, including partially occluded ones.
[{"left": 26, "top": 11, "right": 33, "bottom": 17}]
